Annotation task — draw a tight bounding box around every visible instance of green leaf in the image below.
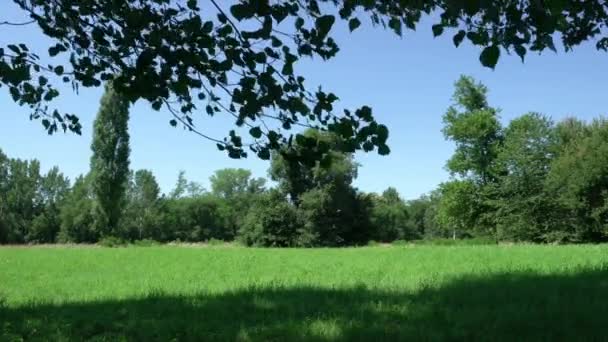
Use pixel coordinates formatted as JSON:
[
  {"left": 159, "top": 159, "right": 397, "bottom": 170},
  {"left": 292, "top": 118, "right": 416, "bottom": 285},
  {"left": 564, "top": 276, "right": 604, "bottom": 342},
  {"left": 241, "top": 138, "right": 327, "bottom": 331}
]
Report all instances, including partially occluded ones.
[
  {"left": 169, "top": 119, "right": 177, "bottom": 127},
  {"left": 249, "top": 126, "right": 262, "bottom": 139},
  {"left": 315, "top": 15, "right": 335, "bottom": 38},
  {"left": 7, "top": 44, "right": 20, "bottom": 54},
  {"left": 151, "top": 101, "right": 162, "bottom": 111},
  {"left": 378, "top": 144, "right": 390, "bottom": 156},
  {"left": 38, "top": 76, "right": 48, "bottom": 86},
  {"left": 295, "top": 17, "right": 304, "bottom": 30},
  {"left": 377, "top": 124, "right": 389, "bottom": 142},
  {"left": 388, "top": 18, "right": 402, "bottom": 36},
  {"left": 348, "top": 18, "right": 361, "bottom": 32},
  {"left": 206, "top": 105, "right": 214, "bottom": 115},
  {"left": 453, "top": 30, "right": 466, "bottom": 47},
  {"left": 432, "top": 24, "right": 444, "bottom": 37},
  {"left": 230, "top": 4, "right": 250, "bottom": 21},
  {"left": 479, "top": 45, "right": 500, "bottom": 69},
  {"left": 257, "top": 148, "right": 270, "bottom": 160},
  {"left": 514, "top": 44, "right": 526, "bottom": 62},
  {"left": 186, "top": 0, "right": 197, "bottom": 10},
  {"left": 48, "top": 44, "right": 62, "bottom": 57},
  {"left": 202, "top": 21, "right": 213, "bottom": 33},
  {"left": 54, "top": 65, "right": 64, "bottom": 75}
]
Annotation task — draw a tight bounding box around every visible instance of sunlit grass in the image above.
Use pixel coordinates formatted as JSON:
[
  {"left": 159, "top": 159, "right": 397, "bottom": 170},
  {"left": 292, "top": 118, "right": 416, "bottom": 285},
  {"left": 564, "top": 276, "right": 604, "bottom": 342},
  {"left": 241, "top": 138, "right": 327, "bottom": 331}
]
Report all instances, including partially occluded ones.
[{"left": 1, "top": 245, "right": 607, "bottom": 340}]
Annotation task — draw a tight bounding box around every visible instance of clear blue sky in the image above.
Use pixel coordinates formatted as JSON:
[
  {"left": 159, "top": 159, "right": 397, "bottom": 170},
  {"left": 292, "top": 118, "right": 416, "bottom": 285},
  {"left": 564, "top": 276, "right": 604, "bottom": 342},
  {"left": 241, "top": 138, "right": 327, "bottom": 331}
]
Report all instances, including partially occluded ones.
[{"left": 1, "top": 3, "right": 607, "bottom": 199}]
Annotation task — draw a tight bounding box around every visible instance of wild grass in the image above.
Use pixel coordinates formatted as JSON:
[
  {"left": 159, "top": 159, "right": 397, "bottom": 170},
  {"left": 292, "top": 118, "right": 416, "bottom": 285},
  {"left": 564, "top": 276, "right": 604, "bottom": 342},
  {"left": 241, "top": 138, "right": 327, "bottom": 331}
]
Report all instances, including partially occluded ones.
[{"left": 1, "top": 244, "right": 607, "bottom": 341}]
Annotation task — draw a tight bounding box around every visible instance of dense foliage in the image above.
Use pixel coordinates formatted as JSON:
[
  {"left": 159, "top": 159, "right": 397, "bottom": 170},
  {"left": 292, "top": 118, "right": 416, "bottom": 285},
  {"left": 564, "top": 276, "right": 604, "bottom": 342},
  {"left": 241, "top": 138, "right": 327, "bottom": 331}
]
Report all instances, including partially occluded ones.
[
  {"left": 4, "top": 0, "right": 608, "bottom": 165},
  {"left": 437, "top": 76, "right": 608, "bottom": 243}
]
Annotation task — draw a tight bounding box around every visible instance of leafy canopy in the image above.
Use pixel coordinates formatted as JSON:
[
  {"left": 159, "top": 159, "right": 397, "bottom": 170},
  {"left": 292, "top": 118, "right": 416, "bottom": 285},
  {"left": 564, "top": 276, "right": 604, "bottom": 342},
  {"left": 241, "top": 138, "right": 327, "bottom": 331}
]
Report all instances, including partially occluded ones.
[{"left": 4, "top": 0, "right": 608, "bottom": 161}]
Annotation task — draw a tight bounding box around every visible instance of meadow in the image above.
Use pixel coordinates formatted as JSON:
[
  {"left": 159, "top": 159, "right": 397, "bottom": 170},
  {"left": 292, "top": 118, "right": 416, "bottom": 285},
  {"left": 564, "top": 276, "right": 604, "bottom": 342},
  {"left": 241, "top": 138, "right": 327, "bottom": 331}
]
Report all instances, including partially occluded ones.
[{"left": 1, "top": 244, "right": 608, "bottom": 341}]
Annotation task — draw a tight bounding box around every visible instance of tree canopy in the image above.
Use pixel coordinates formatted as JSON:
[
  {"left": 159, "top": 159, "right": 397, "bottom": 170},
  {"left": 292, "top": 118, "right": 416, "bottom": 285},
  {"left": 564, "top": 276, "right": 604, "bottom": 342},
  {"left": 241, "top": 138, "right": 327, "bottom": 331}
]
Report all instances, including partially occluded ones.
[{"left": 4, "top": 0, "right": 608, "bottom": 162}]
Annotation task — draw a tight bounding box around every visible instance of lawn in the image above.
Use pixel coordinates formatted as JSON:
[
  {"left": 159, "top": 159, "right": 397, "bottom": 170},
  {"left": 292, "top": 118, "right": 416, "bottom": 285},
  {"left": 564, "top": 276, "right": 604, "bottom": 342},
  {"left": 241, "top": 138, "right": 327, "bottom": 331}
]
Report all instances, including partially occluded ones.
[{"left": 1, "top": 244, "right": 607, "bottom": 341}]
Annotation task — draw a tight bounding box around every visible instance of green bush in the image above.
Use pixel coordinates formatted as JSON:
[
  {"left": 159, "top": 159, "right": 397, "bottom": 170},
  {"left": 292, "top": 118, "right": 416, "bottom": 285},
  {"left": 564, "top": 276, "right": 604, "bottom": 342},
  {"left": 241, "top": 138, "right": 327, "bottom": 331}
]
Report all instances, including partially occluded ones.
[
  {"left": 206, "top": 238, "right": 225, "bottom": 246},
  {"left": 238, "top": 190, "right": 300, "bottom": 247},
  {"left": 297, "top": 185, "right": 373, "bottom": 247},
  {"left": 131, "top": 239, "right": 160, "bottom": 247},
  {"left": 391, "top": 240, "right": 410, "bottom": 246},
  {"left": 413, "top": 237, "right": 496, "bottom": 246},
  {"left": 98, "top": 236, "right": 128, "bottom": 248}
]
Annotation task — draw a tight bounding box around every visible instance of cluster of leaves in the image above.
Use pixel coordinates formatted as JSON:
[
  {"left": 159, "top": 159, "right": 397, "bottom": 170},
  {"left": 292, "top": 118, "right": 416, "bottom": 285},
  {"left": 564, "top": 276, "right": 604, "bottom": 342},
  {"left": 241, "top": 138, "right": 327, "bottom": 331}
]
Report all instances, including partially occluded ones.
[{"left": 4, "top": 0, "right": 608, "bottom": 163}]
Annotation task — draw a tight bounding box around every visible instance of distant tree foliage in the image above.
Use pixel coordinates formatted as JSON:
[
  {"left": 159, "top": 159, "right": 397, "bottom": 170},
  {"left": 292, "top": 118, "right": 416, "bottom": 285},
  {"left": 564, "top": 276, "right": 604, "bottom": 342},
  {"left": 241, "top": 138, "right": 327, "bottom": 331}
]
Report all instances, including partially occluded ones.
[
  {"left": 439, "top": 76, "right": 608, "bottom": 243},
  {"left": 58, "top": 174, "right": 96, "bottom": 243},
  {"left": 238, "top": 190, "right": 299, "bottom": 247},
  {"left": 90, "top": 84, "right": 131, "bottom": 237},
  {"left": 369, "top": 188, "right": 414, "bottom": 242}
]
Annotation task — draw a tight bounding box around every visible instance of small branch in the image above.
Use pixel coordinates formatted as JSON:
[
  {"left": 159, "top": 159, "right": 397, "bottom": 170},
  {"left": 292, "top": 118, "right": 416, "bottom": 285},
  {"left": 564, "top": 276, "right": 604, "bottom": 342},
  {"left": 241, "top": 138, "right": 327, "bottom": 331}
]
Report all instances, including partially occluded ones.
[
  {"left": 260, "top": 113, "right": 317, "bottom": 129},
  {"left": 209, "top": 0, "right": 246, "bottom": 44},
  {"left": 0, "top": 19, "right": 35, "bottom": 26},
  {"left": 163, "top": 99, "right": 226, "bottom": 145}
]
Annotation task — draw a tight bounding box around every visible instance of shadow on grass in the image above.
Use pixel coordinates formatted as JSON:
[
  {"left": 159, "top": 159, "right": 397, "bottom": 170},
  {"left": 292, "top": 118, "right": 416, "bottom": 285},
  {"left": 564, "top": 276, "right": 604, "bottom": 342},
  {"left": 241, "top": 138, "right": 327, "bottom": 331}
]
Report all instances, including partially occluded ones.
[{"left": 2, "top": 268, "right": 608, "bottom": 341}]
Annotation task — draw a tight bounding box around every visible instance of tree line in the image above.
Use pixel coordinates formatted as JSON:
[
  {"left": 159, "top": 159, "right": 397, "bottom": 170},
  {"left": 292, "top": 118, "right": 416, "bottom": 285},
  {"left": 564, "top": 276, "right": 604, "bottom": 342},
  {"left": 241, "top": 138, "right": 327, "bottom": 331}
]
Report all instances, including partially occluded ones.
[{"left": 1, "top": 76, "right": 606, "bottom": 246}]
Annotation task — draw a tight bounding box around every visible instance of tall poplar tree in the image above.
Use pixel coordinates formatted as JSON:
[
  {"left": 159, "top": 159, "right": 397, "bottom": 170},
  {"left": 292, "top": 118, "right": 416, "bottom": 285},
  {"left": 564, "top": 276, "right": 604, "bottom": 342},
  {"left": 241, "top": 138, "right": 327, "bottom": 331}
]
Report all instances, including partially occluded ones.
[{"left": 90, "top": 84, "right": 131, "bottom": 237}]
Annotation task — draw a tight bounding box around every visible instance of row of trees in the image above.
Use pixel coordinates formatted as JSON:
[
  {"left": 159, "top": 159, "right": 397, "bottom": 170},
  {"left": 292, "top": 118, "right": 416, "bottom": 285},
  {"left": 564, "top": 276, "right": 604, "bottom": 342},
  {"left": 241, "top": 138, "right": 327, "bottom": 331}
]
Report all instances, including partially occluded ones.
[
  {"left": 0, "top": 129, "right": 430, "bottom": 246},
  {"left": 2, "top": 76, "right": 606, "bottom": 246}
]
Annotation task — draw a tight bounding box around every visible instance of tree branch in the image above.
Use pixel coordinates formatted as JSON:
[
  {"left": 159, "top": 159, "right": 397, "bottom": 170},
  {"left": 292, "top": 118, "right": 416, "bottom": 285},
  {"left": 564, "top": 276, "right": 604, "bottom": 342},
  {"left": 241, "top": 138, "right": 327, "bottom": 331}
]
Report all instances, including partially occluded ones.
[{"left": 0, "top": 19, "right": 35, "bottom": 26}]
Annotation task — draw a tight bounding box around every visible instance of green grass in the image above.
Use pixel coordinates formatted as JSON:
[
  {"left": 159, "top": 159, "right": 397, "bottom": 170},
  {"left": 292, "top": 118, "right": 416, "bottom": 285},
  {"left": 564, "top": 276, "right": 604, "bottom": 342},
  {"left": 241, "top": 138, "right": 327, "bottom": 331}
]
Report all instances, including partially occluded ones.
[{"left": 1, "top": 245, "right": 608, "bottom": 341}]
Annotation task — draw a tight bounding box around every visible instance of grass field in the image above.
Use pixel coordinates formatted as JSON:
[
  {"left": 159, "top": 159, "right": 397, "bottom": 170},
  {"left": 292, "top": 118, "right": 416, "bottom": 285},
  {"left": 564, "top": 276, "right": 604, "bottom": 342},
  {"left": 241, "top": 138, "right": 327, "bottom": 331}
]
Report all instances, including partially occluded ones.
[{"left": 1, "top": 244, "right": 608, "bottom": 341}]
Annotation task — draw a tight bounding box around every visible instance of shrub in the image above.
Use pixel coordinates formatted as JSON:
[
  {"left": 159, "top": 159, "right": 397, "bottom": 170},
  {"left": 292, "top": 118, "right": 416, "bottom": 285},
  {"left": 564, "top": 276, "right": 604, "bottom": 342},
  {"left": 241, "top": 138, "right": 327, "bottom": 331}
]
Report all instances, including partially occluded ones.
[
  {"left": 238, "top": 190, "right": 300, "bottom": 247},
  {"left": 412, "top": 237, "right": 496, "bottom": 246},
  {"left": 98, "top": 236, "right": 128, "bottom": 247},
  {"left": 131, "top": 239, "right": 160, "bottom": 247},
  {"left": 161, "top": 196, "right": 227, "bottom": 242},
  {"left": 297, "top": 185, "right": 374, "bottom": 247},
  {"left": 206, "top": 238, "right": 225, "bottom": 246}
]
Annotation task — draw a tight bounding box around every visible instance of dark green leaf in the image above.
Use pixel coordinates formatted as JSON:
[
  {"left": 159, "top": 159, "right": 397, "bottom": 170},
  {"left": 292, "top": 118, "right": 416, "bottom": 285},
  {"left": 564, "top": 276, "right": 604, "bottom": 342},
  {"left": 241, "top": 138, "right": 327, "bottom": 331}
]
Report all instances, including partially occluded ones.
[
  {"left": 230, "top": 4, "right": 250, "bottom": 21},
  {"left": 151, "top": 101, "right": 162, "bottom": 111},
  {"left": 378, "top": 144, "right": 390, "bottom": 155},
  {"left": 257, "top": 148, "right": 270, "bottom": 160},
  {"left": 7, "top": 44, "right": 20, "bottom": 54},
  {"left": 479, "top": 45, "right": 500, "bottom": 69},
  {"left": 295, "top": 17, "right": 304, "bottom": 30},
  {"left": 54, "top": 65, "right": 64, "bottom": 75},
  {"left": 187, "top": 0, "right": 197, "bottom": 10},
  {"left": 388, "top": 18, "right": 402, "bottom": 36},
  {"left": 316, "top": 15, "right": 335, "bottom": 38},
  {"left": 432, "top": 24, "right": 444, "bottom": 37},
  {"left": 514, "top": 44, "right": 526, "bottom": 62},
  {"left": 348, "top": 18, "right": 361, "bottom": 32},
  {"left": 453, "top": 30, "right": 466, "bottom": 47},
  {"left": 249, "top": 126, "right": 263, "bottom": 139}
]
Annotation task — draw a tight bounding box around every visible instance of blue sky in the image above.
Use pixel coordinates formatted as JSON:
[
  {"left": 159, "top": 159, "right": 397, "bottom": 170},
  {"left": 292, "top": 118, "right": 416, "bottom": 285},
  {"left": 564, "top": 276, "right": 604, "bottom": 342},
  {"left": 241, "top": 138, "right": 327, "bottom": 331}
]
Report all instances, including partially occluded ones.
[{"left": 1, "top": 3, "right": 607, "bottom": 199}]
